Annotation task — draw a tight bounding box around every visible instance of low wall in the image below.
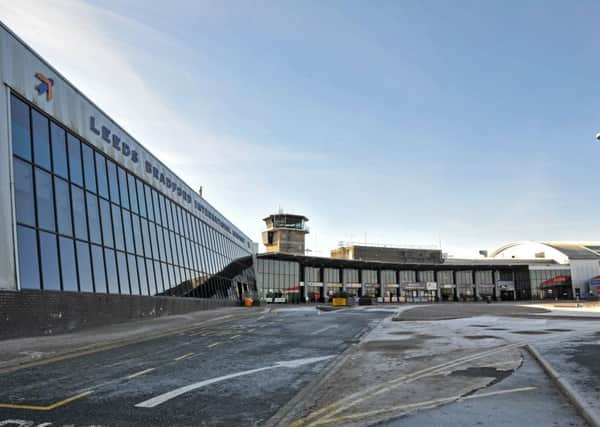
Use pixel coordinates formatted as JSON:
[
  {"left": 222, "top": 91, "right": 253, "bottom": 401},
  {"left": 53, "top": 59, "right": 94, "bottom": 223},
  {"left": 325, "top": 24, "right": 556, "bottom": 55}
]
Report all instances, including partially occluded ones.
[{"left": 0, "top": 290, "right": 236, "bottom": 340}]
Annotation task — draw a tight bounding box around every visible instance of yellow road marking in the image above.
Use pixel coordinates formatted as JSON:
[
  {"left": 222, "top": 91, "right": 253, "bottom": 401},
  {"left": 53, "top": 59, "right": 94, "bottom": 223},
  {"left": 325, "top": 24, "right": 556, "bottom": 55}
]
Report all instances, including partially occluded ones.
[
  {"left": 127, "top": 368, "right": 156, "bottom": 379},
  {"left": 207, "top": 342, "right": 221, "bottom": 348},
  {"left": 174, "top": 352, "right": 194, "bottom": 361},
  {"left": 0, "top": 390, "right": 93, "bottom": 411}
]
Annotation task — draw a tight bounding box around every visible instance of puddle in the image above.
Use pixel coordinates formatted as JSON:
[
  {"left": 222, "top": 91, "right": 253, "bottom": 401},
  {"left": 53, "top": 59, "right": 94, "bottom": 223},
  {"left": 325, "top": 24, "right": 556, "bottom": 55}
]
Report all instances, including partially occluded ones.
[
  {"left": 511, "top": 330, "right": 549, "bottom": 335},
  {"left": 449, "top": 366, "right": 513, "bottom": 383},
  {"left": 464, "top": 335, "right": 498, "bottom": 340}
]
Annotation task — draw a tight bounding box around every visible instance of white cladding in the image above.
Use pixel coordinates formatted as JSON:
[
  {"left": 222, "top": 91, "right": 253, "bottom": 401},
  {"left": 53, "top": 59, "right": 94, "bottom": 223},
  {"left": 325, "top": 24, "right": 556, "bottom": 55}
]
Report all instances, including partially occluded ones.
[
  {"left": 0, "top": 22, "right": 253, "bottom": 258},
  {"left": 0, "top": 84, "right": 14, "bottom": 289},
  {"left": 570, "top": 260, "right": 600, "bottom": 294}
]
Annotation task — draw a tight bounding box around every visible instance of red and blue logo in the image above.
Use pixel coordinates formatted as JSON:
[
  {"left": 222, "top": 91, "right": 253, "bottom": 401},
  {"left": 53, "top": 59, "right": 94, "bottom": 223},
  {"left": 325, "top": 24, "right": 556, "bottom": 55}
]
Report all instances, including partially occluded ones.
[{"left": 35, "top": 72, "right": 54, "bottom": 101}]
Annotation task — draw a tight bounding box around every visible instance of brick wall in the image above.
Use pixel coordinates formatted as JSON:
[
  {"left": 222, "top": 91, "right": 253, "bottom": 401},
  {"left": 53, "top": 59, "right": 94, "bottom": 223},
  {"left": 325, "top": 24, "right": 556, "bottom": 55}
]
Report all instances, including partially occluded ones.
[{"left": 0, "top": 290, "right": 236, "bottom": 340}]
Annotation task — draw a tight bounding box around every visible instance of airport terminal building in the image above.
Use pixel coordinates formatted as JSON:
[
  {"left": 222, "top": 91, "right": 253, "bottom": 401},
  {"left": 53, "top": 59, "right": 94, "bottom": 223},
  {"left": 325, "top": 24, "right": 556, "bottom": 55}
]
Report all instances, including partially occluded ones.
[{"left": 0, "top": 22, "right": 256, "bottom": 308}]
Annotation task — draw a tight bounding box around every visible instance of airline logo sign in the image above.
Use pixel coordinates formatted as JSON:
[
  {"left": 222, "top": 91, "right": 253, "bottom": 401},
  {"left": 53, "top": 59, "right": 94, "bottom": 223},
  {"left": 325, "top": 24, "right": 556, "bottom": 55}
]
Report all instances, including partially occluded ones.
[{"left": 35, "top": 73, "right": 54, "bottom": 101}]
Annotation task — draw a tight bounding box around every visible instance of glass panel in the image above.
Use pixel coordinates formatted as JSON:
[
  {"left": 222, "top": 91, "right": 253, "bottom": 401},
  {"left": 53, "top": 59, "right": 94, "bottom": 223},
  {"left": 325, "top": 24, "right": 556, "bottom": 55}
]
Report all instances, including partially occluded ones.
[
  {"left": 11, "top": 95, "right": 32, "bottom": 160},
  {"left": 82, "top": 145, "right": 96, "bottom": 193},
  {"left": 162, "top": 262, "right": 170, "bottom": 291},
  {"left": 107, "top": 160, "right": 120, "bottom": 204},
  {"left": 128, "top": 254, "right": 140, "bottom": 295},
  {"left": 35, "top": 168, "right": 55, "bottom": 232},
  {"left": 146, "top": 258, "right": 156, "bottom": 295},
  {"left": 137, "top": 256, "right": 148, "bottom": 295},
  {"left": 13, "top": 158, "right": 35, "bottom": 226},
  {"left": 39, "top": 231, "right": 60, "bottom": 290},
  {"left": 105, "top": 248, "right": 119, "bottom": 294},
  {"left": 86, "top": 192, "right": 102, "bottom": 245},
  {"left": 154, "top": 260, "right": 164, "bottom": 293},
  {"left": 128, "top": 174, "right": 139, "bottom": 214},
  {"left": 118, "top": 167, "right": 129, "bottom": 209},
  {"left": 76, "top": 241, "right": 93, "bottom": 292},
  {"left": 132, "top": 215, "right": 144, "bottom": 256},
  {"left": 67, "top": 134, "right": 83, "bottom": 186},
  {"left": 122, "top": 210, "right": 135, "bottom": 254},
  {"left": 54, "top": 177, "right": 73, "bottom": 237},
  {"left": 51, "top": 123, "right": 68, "bottom": 179},
  {"left": 149, "top": 223, "right": 158, "bottom": 260},
  {"left": 95, "top": 153, "right": 109, "bottom": 199},
  {"left": 59, "top": 237, "right": 78, "bottom": 291},
  {"left": 112, "top": 204, "right": 125, "bottom": 251},
  {"left": 141, "top": 218, "right": 151, "bottom": 258},
  {"left": 145, "top": 184, "right": 154, "bottom": 222},
  {"left": 117, "top": 251, "right": 130, "bottom": 295},
  {"left": 91, "top": 244, "right": 107, "bottom": 293},
  {"left": 17, "top": 225, "right": 40, "bottom": 289},
  {"left": 72, "top": 186, "right": 88, "bottom": 240},
  {"left": 152, "top": 189, "right": 160, "bottom": 225},
  {"left": 32, "top": 110, "right": 51, "bottom": 170},
  {"left": 137, "top": 179, "right": 146, "bottom": 218},
  {"left": 99, "top": 199, "right": 114, "bottom": 248},
  {"left": 157, "top": 226, "right": 166, "bottom": 262}
]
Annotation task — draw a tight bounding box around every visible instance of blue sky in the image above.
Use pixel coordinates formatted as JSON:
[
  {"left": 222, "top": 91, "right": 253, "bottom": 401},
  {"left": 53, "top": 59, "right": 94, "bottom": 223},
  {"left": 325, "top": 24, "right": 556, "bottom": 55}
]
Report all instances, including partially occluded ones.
[{"left": 2, "top": 0, "right": 600, "bottom": 256}]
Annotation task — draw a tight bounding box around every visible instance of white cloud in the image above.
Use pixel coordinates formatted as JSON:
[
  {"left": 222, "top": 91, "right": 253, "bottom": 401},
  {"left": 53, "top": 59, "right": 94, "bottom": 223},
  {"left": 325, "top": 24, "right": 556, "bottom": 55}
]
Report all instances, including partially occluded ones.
[{"left": 0, "top": 0, "right": 326, "bottom": 248}]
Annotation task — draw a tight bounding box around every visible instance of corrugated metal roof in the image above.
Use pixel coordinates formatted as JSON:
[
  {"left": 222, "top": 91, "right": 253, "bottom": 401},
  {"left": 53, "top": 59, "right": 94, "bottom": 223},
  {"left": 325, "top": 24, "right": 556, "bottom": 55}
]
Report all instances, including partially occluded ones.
[{"left": 541, "top": 242, "right": 600, "bottom": 260}]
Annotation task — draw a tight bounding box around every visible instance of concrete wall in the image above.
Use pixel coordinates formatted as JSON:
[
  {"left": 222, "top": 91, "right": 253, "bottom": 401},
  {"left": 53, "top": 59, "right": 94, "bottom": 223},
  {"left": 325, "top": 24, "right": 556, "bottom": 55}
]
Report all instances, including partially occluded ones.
[{"left": 0, "top": 290, "right": 235, "bottom": 340}]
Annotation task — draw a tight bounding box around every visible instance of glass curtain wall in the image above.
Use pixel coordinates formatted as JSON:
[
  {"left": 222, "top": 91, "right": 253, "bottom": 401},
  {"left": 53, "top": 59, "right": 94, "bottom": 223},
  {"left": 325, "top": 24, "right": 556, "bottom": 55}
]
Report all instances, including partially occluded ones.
[{"left": 10, "top": 94, "right": 251, "bottom": 299}]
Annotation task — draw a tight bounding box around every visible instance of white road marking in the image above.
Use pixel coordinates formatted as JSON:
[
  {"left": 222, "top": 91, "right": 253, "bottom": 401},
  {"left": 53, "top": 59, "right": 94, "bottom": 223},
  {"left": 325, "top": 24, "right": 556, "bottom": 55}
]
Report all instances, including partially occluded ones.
[
  {"left": 311, "top": 325, "right": 339, "bottom": 335},
  {"left": 230, "top": 335, "right": 241, "bottom": 340},
  {"left": 135, "top": 355, "right": 335, "bottom": 408},
  {"left": 207, "top": 342, "right": 221, "bottom": 348},
  {"left": 463, "top": 386, "right": 537, "bottom": 401},
  {"left": 127, "top": 368, "right": 156, "bottom": 379},
  {"left": 174, "top": 352, "right": 194, "bottom": 361}
]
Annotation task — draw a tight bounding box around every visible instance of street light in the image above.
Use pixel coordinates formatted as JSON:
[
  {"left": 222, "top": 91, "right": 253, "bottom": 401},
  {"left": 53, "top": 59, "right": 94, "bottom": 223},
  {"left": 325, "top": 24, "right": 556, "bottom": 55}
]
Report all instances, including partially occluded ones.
[{"left": 596, "top": 132, "right": 600, "bottom": 141}]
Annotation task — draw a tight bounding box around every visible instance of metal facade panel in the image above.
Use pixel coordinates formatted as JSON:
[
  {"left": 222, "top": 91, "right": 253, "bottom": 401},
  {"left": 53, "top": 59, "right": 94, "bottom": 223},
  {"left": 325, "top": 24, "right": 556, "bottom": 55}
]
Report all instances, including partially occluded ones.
[{"left": 0, "top": 84, "right": 16, "bottom": 289}]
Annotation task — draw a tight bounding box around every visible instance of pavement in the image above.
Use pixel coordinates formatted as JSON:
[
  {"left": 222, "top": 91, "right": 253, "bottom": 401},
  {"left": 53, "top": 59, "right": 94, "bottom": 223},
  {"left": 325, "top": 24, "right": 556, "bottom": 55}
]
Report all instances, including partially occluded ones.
[
  {"left": 0, "top": 305, "right": 388, "bottom": 426},
  {"left": 1, "top": 303, "right": 599, "bottom": 426},
  {"left": 278, "top": 303, "right": 600, "bottom": 426},
  {"left": 0, "top": 306, "right": 262, "bottom": 372}
]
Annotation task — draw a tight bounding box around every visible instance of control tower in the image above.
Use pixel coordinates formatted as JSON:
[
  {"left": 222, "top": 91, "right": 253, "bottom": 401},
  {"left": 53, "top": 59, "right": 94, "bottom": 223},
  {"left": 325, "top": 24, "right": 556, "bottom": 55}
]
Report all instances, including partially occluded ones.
[{"left": 262, "top": 213, "right": 309, "bottom": 255}]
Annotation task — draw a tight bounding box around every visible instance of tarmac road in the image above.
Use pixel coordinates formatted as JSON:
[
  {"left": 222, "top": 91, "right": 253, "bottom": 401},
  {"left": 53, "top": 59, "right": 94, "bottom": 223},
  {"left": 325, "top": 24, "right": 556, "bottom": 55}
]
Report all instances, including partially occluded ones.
[{"left": 0, "top": 307, "right": 387, "bottom": 427}]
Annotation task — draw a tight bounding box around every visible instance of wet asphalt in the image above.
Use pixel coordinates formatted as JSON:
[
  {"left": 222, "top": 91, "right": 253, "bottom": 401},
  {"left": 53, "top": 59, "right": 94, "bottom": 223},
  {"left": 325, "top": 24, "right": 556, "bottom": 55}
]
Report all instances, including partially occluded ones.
[{"left": 0, "top": 307, "right": 387, "bottom": 427}]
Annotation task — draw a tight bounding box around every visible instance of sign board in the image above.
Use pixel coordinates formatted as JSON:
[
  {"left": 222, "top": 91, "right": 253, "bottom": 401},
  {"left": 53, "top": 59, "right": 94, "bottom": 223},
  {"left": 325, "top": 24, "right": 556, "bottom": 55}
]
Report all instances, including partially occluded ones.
[
  {"left": 307, "top": 282, "right": 324, "bottom": 287},
  {"left": 344, "top": 283, "right": 362, "bottom": 289},
  {"left": 426, "top": 282, "right": 437, "bottom": 291},
  {"left": 332, "top": 298, "right": 347, "bottom": 306},
  {"left": 326, "top": 283, "right": 343, "bottom": 288},
  {"left": 496, "top": 281, "right": 515, "bottom": 290}
]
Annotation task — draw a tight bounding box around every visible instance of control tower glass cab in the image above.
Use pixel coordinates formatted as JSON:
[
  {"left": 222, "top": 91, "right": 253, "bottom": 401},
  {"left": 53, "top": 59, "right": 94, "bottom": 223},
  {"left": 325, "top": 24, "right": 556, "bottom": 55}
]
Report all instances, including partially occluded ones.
[{"left": 262, "top": 214, "right": 309, "bottom": 255}]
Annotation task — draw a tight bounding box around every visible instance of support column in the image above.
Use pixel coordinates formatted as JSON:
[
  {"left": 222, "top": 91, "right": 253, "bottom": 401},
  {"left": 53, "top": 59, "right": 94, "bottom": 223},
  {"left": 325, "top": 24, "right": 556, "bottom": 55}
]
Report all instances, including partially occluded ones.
[{"left": 0, "top": 86, "right": 16, "bottom": 290}]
